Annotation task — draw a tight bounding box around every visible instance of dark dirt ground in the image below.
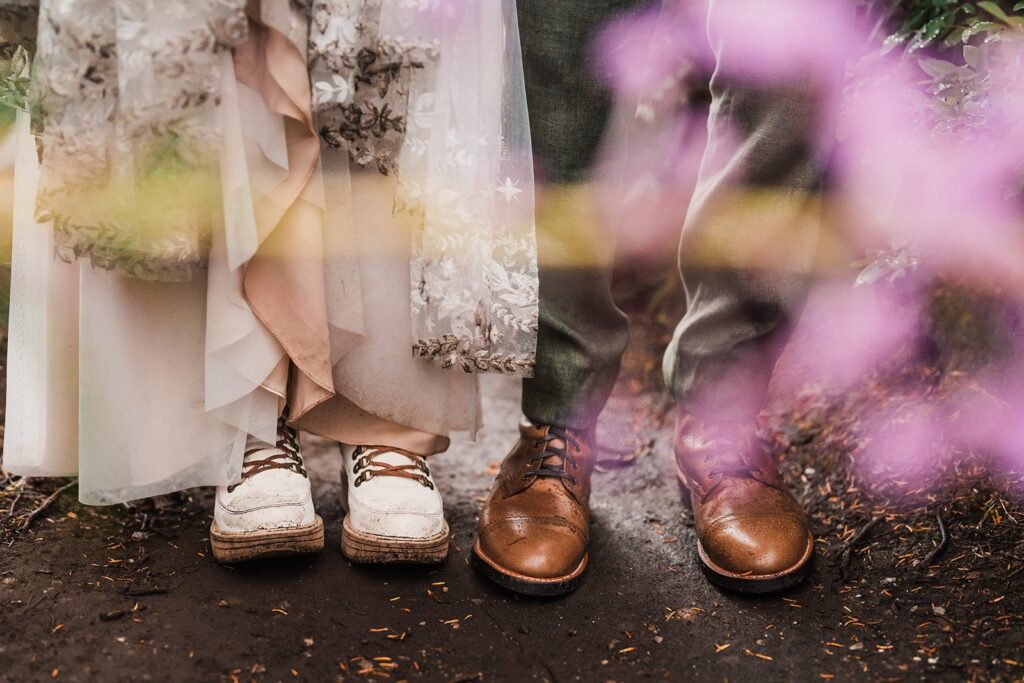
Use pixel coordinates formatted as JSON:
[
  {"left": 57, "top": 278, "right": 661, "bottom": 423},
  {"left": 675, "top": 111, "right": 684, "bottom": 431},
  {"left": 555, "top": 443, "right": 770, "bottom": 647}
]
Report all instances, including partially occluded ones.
[{"left": 2, "top": 275, "right": 1024, "bottom": 683}]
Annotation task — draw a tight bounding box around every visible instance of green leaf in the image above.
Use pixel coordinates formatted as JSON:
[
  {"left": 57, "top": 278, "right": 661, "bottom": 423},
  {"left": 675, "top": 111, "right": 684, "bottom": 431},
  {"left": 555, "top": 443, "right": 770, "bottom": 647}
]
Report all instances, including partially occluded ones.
[
  {"left": 942, "top": 25, "right": 967, "bottom": 46},
  {"left": 909, "top": 15, "right": 946, "bottom": 50},
  {"left": 1014, "top": 1, "right": 1024, "bottom": 10},
  {"left": 918, "top": 57, "right": 961, "bottom": 78},
  {"left": 977, "top": 1, "right": 1012, "bottom": 23},
  {"left": 961, "top": 19, "right": 1003, "bottom": 39},
  {"left": 898, "top": 8, "right": 928, "bottom": 35},
  {"left": 962, "top": 43, "right": 982, "bottom": 68}
]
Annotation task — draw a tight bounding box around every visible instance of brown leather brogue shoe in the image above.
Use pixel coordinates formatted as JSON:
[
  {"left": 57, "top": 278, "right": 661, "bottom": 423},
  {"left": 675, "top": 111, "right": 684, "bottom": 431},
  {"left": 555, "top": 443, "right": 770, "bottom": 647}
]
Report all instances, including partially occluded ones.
[
  {"left": 675, "top": 415, "right": 813, "bottom": 594},
  {"left": 472, "top": 421, "right": 594, "bottom": 597}
]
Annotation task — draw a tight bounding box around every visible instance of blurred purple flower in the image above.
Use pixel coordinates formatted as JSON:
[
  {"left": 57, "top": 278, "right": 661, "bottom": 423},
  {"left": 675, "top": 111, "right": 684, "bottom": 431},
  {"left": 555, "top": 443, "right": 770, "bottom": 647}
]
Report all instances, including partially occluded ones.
[
  {"left": 837, "top": 58, "right": 1024, "bottom": 288},
  {"left": 779, "top": 279, "right": 922, "bottom": 395},
  {"left": 944, "top": 364, "right": 1024, "bottom": 474},
  {"left": 858, "top": 402, "right": 942, "bottom": 480},
  {"left": 593, "top": 3, "right": 707, "bottom": 99},
  {"left": 595, "top": 107, "right": 710, "bottom": 262},
  {"left": 708, "top": 0, "right": 858, "bottom": 87}
]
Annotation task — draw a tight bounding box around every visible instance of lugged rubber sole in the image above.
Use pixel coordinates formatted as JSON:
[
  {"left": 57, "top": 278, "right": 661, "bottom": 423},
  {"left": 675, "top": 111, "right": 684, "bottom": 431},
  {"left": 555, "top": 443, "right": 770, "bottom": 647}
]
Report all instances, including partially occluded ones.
[
  {"left": 341, "top": 515, "right": 449, "bottom": 564},
  {"left": 471, "top": 540, "right": 587, "bottom": 597},
  {"left": 210, "top": 516, "right": 324, "bottom": 563},
  {"left": 697, "top": 531, "right": 815, "bottom": 594}
]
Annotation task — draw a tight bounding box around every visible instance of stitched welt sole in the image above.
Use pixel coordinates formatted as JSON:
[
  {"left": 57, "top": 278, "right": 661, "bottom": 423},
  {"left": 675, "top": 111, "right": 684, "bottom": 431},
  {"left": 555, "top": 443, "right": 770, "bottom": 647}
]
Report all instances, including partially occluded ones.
[
  {"left": 341, "top": 516, "right": 449, "bottom": 564},
  {"left": 471, "top": 540, "right": 587, "bottom": 598},
  {"left": 696, "top": 531, "right": 815, "bottom": 594},
  {"left": 209, "top": 516, "right": 324, "bottom": 564}
]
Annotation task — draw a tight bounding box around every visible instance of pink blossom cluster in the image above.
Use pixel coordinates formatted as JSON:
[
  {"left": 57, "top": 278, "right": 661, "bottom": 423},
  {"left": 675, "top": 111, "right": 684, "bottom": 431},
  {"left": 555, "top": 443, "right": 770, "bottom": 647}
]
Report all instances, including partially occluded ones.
[{"left": 595, "top": 1, "right": 1024, "bottom": 478}]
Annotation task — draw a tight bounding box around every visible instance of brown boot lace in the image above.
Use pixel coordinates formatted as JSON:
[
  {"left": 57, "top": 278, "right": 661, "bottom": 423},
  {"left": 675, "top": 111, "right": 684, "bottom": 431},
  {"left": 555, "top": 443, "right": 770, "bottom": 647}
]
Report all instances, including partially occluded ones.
[
  {"left": 526, "top": 425, "right": 583, "bottom": 485},
  {"left": 227, "top": 416, "right": 307, "bottom": 493},
  {"left": 349, "top": 446, "right": 435, "bottom": 490}
]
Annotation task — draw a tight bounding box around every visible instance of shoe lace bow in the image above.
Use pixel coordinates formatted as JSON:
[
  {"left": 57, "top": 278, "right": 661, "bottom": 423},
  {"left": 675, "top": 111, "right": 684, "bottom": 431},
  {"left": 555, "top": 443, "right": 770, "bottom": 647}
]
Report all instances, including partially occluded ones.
[
  {"left": 228, "top": 417, "right": 307, "bottom": 493},
  {"left": 351, "top": 446, "right": 434, "bottom": 489},
  {"left": 526, "top": 426, "right": 582, "bottom": 485}
]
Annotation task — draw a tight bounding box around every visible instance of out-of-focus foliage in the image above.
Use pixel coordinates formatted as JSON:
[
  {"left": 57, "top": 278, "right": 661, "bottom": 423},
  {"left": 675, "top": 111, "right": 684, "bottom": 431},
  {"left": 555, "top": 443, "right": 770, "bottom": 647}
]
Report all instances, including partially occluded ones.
[
  {"left": 852, "top": 1, "right": 1023, "bottom": 286},
  {"left": 0, "top": 5, "right": 37, "bottom": 133},
  {"left": 0, "top": 7, "right": 32, "bottom": 277},
  {"left": 865, "top": 0, "right": 1024, "bottom": 52}
]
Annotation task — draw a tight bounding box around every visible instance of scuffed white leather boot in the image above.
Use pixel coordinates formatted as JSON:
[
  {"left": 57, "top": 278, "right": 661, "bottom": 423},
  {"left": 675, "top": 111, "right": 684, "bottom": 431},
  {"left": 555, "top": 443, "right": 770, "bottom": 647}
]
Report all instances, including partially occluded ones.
[
  {"left": 210, "top": 419, "right": 324, "bottom": 563},
  {"left": 339, "top": 444, "right": 449, "bottom": 563}
]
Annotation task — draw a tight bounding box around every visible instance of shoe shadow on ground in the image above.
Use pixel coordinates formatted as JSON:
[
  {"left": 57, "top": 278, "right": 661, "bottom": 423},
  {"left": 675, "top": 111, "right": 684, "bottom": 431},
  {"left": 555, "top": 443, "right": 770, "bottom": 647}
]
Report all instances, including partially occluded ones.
[{"left": 218, "top": 553, "right": 326, "bottom": 582}]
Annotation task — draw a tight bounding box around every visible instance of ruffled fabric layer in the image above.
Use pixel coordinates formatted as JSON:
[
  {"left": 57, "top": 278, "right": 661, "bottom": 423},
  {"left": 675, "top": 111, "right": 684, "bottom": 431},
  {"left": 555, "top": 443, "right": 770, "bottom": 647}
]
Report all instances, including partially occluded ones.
[
  {"left": 16, "top": 0, "right": 539, "bottom": 372},
  {"left": 3, "top": 3, "right": 478, "bottom": 504}
]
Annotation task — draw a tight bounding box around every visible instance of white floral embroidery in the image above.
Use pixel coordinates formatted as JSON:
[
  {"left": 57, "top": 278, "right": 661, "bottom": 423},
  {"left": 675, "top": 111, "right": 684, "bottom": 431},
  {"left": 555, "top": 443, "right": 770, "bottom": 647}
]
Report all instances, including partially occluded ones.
[
  {"left": 6, "top": 0, "right": 538, "bottom": 375},
  {"left": 496, "top": 177, "right": 523, "bottom": 202},
  {"left": 28, "top": 0, "right": 248, "bottom": 280},
  {"left": 312, "top": 73, "right": 351, "bottom": 105}
]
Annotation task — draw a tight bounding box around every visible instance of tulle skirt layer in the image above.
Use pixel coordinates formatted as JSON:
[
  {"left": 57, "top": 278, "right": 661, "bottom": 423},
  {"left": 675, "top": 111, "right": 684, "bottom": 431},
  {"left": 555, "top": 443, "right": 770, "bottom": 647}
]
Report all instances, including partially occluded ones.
[{"left": 3, "top": 9, "right": 479, "bottom": 504}]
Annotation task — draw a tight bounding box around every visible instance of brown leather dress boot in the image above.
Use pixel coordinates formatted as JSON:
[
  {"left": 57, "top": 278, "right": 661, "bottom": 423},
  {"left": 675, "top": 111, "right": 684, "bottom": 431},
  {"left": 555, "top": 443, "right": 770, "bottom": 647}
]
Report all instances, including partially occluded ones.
[
  {"left": 472, "top": 421, "right": 594, "bottom": 597},
  {"left": 675, "top": 415, "right": 814, "bottom": 594}
]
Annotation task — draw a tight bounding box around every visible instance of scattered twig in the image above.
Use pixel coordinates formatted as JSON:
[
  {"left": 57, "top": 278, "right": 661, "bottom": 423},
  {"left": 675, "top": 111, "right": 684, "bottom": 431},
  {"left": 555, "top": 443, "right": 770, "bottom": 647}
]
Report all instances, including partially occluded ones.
[
  {"left": 22, "top": 590, "right": 55, "bottom": 613},
  {"left": 6, "top": 490, "right": 23, "bottom": 520},
  {"left": 19, "top": 481, "right": 76, "bottom": 532},
  {"left": 976, "top": 500, "right": 998, "bottom": 528},
  {"left": 998, "top": 497, "right": 1018, "bottom": 525},
  {"left": 920, "top": 514, "right": 949, "bottom": 570},
  {"left": 838, "top": 516, "right": 883, "bottom": 573},
  {"left": 122, "top": 586, "right": 170, "bottom": 597}
]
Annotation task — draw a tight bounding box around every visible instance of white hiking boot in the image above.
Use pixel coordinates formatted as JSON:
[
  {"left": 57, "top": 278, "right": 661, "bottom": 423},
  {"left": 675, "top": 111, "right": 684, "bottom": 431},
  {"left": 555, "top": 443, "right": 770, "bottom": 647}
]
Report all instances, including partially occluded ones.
[
  {"left": 210, "top": 419, "right": 324, "bottom": 563},
  {"left": 339, "top": 444, "right": 449, "bottom": 563}
]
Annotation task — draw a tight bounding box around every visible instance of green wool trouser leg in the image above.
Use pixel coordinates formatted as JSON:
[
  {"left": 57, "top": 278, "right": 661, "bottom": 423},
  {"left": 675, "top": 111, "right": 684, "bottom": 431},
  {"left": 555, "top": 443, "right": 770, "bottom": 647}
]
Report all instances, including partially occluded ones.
[
  {"left": 518, "top": 0, "right": 637, "bottom": 430},
  {"left": 520, "top": 0, "right": 834, "bottom": 430},
  {"left": 662, "top": 0, "right": 839, "bottom": 423}
]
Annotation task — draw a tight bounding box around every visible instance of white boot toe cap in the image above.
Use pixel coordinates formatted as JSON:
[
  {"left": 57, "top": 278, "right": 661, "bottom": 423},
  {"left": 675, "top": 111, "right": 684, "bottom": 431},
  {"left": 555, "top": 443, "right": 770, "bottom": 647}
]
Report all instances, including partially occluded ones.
[
  {"left": 347, "top": 497, "right": 444, "bottom": 539},
  {"left": 214, "top": 472, "right": 316, "bottom": 534}
]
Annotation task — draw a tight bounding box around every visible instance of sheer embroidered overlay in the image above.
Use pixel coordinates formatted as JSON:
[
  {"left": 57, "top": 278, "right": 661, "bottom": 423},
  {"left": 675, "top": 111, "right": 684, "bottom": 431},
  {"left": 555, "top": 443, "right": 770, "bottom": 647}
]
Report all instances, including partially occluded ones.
[
  {"left": 1, "top": 0, "right": 537, "bottom": 376},
  {"left": 31, "top": 0, "right": 248, "bottom": 281},
  {"left": 307, "top": 1, "right": 538, "bottom": 376}
]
